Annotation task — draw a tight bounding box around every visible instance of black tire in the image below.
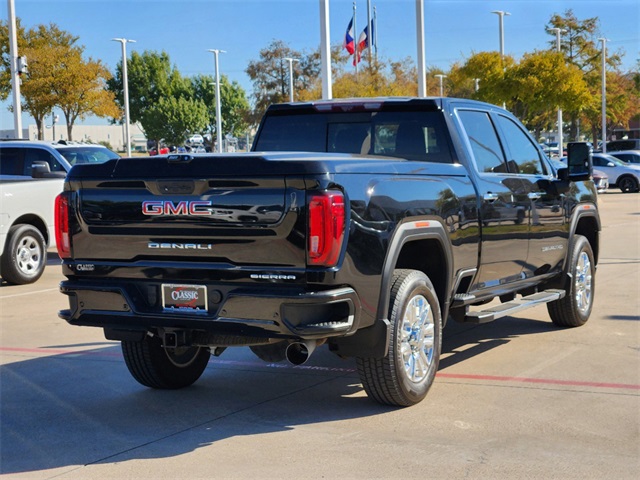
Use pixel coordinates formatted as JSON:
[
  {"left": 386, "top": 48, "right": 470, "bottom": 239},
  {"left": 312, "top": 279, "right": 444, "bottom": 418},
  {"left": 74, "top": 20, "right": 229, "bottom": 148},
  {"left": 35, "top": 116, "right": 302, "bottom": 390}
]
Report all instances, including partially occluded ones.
[
  {"left": 0, "top": 224, "right": 46, "bottom": 285},
  {"left": 618, "top": 176, "right": 639, "bottom": 193},
  {"left": 356, "top": 269, "right": 442, "bottom": 407},
  {"left": 121, "top": 335, "right": 210, "bottom": 389},
  {"left": 547, "top": 235, "right": 595, "bottom": 327}
]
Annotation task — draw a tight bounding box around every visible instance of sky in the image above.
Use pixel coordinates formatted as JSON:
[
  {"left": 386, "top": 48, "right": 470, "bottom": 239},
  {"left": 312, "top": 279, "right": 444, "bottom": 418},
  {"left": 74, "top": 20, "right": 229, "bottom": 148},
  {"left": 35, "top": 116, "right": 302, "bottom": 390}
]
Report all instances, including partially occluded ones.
[{"left": 2, "top": 0, "right": 639, "bottom": 131}]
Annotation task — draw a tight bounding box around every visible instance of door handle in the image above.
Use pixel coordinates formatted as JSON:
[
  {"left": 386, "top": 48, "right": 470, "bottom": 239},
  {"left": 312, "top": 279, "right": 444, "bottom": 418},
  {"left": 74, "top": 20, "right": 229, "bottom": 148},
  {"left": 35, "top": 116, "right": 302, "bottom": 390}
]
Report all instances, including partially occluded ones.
[
  {"left": 528, "top": 192, "right": 542, "bottom": 200},
  {"left": 483, "top": 192, "right": 499, "bottom": 203}
]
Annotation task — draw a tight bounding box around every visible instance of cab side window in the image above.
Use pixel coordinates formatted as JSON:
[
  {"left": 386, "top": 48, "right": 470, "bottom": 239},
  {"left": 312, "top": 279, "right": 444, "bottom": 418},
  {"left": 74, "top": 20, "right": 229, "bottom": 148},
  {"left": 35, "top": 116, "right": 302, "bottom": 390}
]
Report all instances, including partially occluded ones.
[
  {"left": 458, "top": 110, "right": 508, "bottom": 173},
  {"left": 23, "top": 148, "right": 64, "bottom": 176},
  {"left": 0, "top": 148, "right": 23, "bottom": 176},
  {"left": 496, "top": 115, "right": 546, "bottom": 175}
]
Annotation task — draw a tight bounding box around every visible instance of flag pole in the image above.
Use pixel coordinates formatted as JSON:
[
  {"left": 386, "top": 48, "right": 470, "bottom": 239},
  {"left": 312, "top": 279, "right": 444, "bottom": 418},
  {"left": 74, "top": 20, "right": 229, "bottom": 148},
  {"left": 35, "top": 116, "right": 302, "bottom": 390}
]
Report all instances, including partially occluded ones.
[
  {"left": 319, "top": 0, "right": 332, "bottom": 99},
  {"left": 353, "top": 1, "right": 358, "bottom": 77},
  {"left": 366, "top": 0, "right": 372, "bottom": 65},
  {"left": 374, "top": 5, "right": 378, "bottom": 59},
  {"left": 416, "top": 0, "right": 426, "bottom": 97}
]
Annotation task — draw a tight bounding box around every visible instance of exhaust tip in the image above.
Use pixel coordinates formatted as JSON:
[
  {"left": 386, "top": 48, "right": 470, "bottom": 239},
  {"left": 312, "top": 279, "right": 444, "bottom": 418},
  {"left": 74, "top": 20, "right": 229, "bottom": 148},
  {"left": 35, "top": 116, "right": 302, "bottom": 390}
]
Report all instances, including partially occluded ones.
[{"left": 285, "top": 340, "right": 316, "bottom": 365}]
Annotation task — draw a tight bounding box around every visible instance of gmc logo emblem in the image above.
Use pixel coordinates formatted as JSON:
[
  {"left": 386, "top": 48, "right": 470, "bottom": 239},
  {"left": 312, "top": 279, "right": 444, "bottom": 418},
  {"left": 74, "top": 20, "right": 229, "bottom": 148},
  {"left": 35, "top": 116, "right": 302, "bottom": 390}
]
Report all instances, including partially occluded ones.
[{"left": 142, "top": 200, "right": 213, "bottom": 216}]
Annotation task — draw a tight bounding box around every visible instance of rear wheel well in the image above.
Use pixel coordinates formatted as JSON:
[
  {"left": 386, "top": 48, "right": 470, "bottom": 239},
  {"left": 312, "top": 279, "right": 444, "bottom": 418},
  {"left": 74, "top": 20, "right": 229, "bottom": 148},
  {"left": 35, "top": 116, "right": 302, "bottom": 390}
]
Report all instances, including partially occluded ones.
[
  {"left": 574, "top": 216, "right": 599, "bottom": 264},
  {"left": 395, "top": 239, "right": 447, "bottom": 311},
  {"left": 10, "top": 214, "right": 49, "bottom": 247}
]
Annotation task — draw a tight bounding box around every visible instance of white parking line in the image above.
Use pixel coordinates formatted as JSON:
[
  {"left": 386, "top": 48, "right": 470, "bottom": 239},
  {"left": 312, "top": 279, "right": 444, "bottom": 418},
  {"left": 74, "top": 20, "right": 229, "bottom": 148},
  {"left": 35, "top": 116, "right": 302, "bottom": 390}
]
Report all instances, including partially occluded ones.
[{"left": 0, "top": 287, "right": 58, "bottom": 299}]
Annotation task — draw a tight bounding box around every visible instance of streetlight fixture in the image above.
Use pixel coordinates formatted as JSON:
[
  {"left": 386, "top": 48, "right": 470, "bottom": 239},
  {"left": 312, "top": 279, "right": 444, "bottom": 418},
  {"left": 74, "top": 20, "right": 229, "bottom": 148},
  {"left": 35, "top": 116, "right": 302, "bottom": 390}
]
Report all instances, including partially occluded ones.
[
  {"left": 551, "top": 28, "right": 567, "bottom": 155},
  {"left": 435, "top": 74, "right": 447, "bottom": 97},
  {"left": 112, "top": 38, "right": 136, "bottom": 157},
  {"left": 491, "top": 10, "right": 511, "bottom": 60},
  {"left": 207, "top": 49, "right": 226, "bottom": 153},
  {"left": 283, "top": 57, "right": 299, "bottom": 102},
  {"left": 598, "top": 38, "right": 608, "bottom": 153}
]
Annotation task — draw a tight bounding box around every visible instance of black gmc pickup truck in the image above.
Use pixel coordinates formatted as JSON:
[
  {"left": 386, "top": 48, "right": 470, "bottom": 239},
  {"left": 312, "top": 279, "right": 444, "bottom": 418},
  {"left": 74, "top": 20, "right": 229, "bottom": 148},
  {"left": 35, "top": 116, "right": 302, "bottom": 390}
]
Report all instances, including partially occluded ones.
[{"left": 56, "top": 98, "right": 600, "bottom": 407}]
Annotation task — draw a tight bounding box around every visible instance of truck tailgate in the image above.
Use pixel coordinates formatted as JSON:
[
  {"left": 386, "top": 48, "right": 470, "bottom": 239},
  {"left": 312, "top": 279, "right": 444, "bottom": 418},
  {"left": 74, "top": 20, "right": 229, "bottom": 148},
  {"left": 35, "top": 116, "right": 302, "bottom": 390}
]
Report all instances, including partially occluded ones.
[{"left": 70, "top": 173, "right": 305, "bottom": 268}]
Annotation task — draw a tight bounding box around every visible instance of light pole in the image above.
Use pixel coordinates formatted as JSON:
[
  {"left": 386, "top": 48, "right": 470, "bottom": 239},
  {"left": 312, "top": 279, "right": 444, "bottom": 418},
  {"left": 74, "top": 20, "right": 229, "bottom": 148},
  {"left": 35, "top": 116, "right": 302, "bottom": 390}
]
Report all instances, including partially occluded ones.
[
  {"left": 52, "top": 112, "right": 59, "bottom": 141},
  {"left": 112, "top": 38, "right": 136, "bottom": 157},
  {"left": 598, "top": 38, "right": 608, "bottom": 153},
  {"left": 207, "top": 49, "right": 226, "bottom": 153},
  {"left": 491, "top": 10, "right": 510, "bottom": 60},
  {"left": 435, "top": 74, "right": 447, "bottom": 97},
  {"left": 284, "top": 57, "right": 299, "bottom": 102},
  {"left": 7, "top": 0, "right": 22, "bottom": 138},
  {"left": 473, "top": 78, "right": 480, "bottom": 92},
  {"left": 492, "top": 10, "right": 510, "bottom": 109},
  {"left": 551, "top": 28, "right": 567, "bottom": 154}
]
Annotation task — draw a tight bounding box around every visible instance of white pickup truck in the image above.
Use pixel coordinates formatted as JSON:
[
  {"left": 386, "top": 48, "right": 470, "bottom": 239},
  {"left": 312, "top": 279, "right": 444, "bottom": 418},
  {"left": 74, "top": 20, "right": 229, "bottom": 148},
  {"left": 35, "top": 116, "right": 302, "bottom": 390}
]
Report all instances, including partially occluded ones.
[
  {"left": 0, "top": 177, "right": 64, "bottom": 284},
  {"left": 0, "top": 140, "right": 120, "bottom": 284}
]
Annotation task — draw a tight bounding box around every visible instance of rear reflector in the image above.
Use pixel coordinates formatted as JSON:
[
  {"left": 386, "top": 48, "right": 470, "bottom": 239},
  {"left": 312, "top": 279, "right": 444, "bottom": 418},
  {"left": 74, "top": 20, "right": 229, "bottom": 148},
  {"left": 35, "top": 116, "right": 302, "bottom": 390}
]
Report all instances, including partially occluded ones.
[
  {"left": 55, "top": 193, "right": 70, "bottom": 258},
  {"left": 307, "top": 191, "right": 345, "bottom": 267}
]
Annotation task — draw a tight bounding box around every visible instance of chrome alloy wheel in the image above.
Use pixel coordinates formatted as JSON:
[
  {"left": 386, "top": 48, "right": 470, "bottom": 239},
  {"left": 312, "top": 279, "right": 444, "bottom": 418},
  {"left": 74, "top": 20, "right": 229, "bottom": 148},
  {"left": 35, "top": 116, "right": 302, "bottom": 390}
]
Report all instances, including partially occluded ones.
[
  {"left": 400, "top": 294, "right": 435, "bottom": 383},
  {"left": 15, "top": 234, "right": 43, "bottom": 276},
  {"left": 574, "top": 251, "right": 592, "bottom": 314}
]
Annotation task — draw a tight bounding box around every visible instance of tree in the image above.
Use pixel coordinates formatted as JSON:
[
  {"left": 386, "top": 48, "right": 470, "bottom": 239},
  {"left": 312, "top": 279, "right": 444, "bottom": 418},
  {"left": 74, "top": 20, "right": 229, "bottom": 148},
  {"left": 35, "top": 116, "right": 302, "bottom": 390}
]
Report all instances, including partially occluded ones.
[
  {"left": 0, "top": 21, "right": 106, "bottom": 139},
  {"left": 107, "top": 50, "right": 190, "bottom": 125},
  {"left": 53, "top": 48, "right": 120, "bottom": 140},
  {"left": 141, "top": 95, "right": 208, "bottom": 148},
  {"left": 581, "top": 70, "right": 639, "bottom": 144},
  {"left": 107, "top": 50, "right": 195, "bottom": 145},
  {"left": 191, "top": 73, "right": 250, "bottom": 143},
  {"left": 504, "top": 50, "right": 591, "bottom": 135},
  {"left": 456, "top": 51, "right": 515, "bottom": 106},
  {"left": 246, "top": 40, "right": 321, "bottom": 123},
  {"left": 546, "top": 9, "right": 623, "bottom": 141}
]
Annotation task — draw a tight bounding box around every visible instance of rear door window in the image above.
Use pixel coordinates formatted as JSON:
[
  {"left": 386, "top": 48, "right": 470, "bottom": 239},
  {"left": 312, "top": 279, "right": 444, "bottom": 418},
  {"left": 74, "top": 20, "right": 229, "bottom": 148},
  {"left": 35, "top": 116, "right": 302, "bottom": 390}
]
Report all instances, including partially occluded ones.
[{"left": 457, "top": 110, "right": 507, "bottom": 173}]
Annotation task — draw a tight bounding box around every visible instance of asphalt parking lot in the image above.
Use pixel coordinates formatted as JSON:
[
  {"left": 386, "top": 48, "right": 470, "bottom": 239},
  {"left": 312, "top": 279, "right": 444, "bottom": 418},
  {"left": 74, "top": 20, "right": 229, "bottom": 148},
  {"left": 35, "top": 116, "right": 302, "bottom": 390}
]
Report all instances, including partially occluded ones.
[{"left": 1, "top": 192, "right": 638, "bottom": 480}]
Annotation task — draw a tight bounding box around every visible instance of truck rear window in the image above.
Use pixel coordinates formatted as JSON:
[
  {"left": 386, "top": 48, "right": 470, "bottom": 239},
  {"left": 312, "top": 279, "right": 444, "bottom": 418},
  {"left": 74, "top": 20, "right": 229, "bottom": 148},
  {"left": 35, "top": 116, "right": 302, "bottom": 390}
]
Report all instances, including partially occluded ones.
[{"left": 254, "top": 110, "right": 454, "bottom": 163}]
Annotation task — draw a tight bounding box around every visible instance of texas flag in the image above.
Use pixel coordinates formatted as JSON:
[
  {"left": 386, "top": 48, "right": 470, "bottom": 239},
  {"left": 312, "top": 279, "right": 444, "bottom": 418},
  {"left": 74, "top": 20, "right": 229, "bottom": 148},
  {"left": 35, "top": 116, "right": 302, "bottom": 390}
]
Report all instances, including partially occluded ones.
[
  {"left": 358, "top": 22, "right": 373, "bottom": 53},
  {"left": 353, "top": 22, "right": 373, "bottom": 65},
  {"left": 343, "top": 17, "right": 355, "bottom": 55}
]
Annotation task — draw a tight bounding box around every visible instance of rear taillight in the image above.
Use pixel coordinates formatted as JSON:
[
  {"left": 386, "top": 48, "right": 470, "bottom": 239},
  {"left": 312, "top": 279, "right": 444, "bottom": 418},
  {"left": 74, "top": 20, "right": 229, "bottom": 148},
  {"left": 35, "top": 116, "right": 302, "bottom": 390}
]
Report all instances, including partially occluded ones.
[
  {"left": 307, "top": 191, "right": 345, "bottom": 267},
  {"left": 55, "top": 193, "right": 71, "bottom": 258}
]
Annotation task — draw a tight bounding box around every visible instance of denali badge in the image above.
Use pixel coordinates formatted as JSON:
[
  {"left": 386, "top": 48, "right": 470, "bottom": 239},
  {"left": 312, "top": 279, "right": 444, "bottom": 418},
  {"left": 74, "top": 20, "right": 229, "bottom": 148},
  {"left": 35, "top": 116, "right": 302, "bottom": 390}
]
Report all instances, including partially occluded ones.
[
  {"left": 142, "top": 200, "right": 213, "bottom": 216},
  {"left": 149, "top": 242, "right": 212, "bottom": 250}
]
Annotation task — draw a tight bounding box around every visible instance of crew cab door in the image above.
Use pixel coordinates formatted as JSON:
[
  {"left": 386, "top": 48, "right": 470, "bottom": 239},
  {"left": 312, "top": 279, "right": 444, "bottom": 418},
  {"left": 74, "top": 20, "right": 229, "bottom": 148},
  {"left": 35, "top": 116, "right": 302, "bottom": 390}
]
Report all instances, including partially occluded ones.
[
  {"left": 456, "top": 109, "right": 529, "bottom": 290},
  {"left": 492, "top": 113, "right": 568, "bottom": 279}
]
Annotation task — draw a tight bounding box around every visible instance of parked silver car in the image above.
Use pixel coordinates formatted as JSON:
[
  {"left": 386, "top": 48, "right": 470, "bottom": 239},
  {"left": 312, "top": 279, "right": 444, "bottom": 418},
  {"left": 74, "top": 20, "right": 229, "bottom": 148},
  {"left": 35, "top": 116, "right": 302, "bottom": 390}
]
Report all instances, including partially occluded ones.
[
  {"left": 609, "top": 150, "right": 640, "bottom": 165},
  {"left": 591, "top": 153, "right": 640, "bottom": 193}
]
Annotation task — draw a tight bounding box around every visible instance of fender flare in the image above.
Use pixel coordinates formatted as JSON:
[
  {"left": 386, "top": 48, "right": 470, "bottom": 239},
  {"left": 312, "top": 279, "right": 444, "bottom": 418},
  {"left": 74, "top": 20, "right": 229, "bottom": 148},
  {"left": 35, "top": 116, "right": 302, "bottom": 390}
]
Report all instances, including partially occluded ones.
[
  {"left": 376, "top": 220, "right": 454, "bottom": 322},
  {"left": 564, "top": 203, "right": 600, "bottom": 272}
]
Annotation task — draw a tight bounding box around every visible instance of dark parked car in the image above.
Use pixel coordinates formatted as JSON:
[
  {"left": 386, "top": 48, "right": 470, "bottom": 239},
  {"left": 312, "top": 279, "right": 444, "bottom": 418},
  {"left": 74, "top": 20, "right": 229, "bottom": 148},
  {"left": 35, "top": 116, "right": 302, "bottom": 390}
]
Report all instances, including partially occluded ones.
[{"left": 606, "top": 139, "right": 640, "bottom": 152}]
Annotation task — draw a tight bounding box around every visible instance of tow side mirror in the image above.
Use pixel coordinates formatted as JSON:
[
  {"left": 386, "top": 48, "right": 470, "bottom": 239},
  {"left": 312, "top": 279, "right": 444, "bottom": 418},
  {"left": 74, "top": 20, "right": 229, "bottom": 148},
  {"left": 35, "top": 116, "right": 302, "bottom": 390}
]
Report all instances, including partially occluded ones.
[{"left": 566, "top": 142, "right": 592, "bottom": 181}]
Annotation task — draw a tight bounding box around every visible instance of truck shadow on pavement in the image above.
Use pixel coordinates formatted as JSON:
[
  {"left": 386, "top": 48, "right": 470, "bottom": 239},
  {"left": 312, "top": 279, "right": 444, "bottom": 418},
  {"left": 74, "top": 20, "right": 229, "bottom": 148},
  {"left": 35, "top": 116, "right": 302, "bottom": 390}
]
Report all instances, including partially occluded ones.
[
  {"left": 1, "top": 315, "right": 555, "bottom": 475},
  {"left": 0, "top": 343, "right": 378, "bottom": 475}
]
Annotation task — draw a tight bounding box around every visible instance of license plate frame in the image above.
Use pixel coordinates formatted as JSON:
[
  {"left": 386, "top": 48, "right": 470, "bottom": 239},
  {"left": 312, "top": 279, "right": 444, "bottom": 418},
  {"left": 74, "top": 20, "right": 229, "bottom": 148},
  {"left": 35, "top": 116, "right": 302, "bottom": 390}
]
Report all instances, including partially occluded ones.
[{"left": 161, "top": 284, "right": 208, "bottom": 314}]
